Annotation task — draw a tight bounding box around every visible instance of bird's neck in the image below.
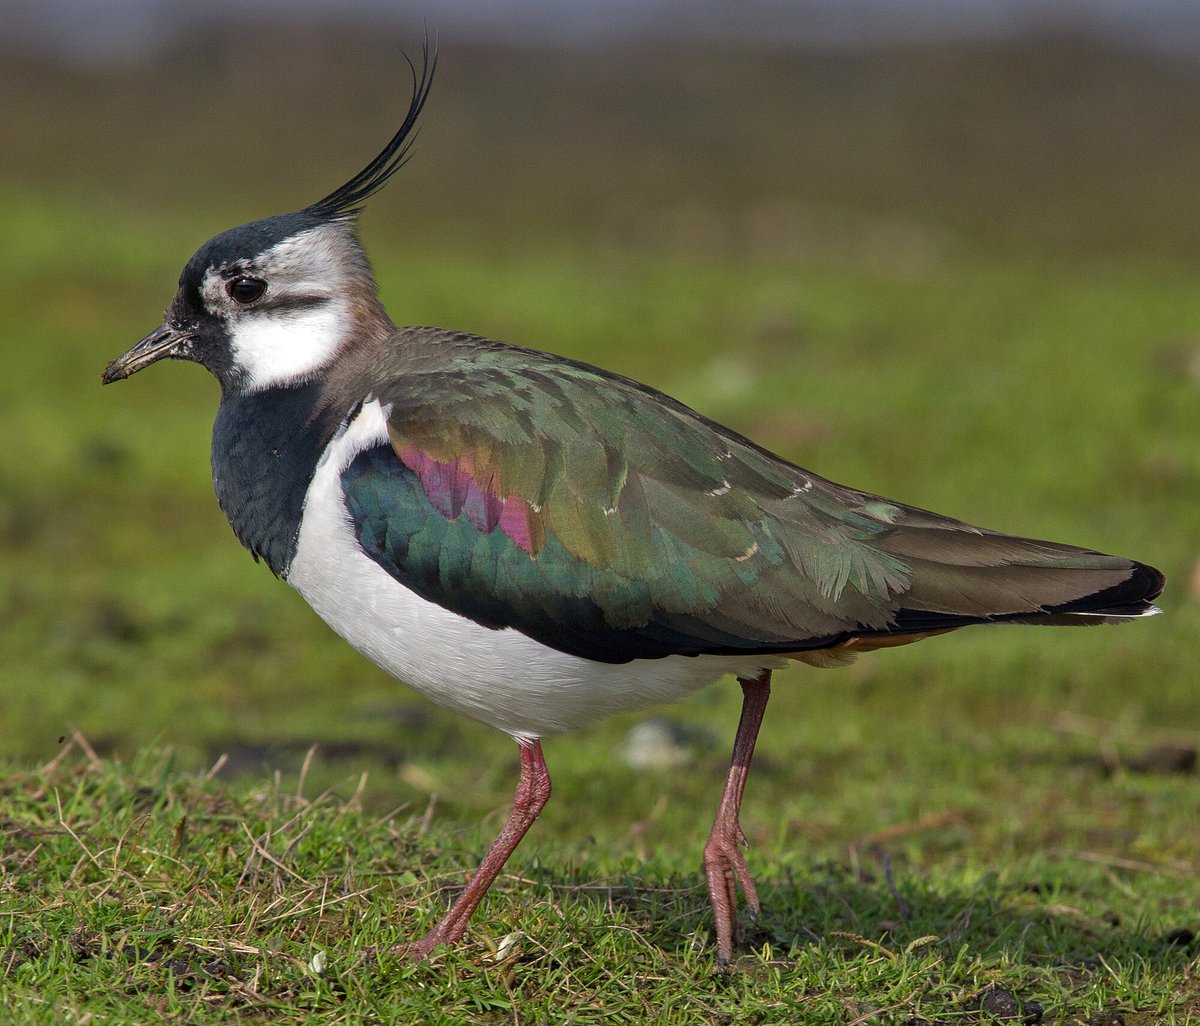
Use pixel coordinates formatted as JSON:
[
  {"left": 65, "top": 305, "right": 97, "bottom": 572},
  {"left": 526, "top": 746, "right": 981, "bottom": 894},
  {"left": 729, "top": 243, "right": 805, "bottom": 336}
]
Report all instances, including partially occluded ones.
[{"left": 211, "top": 382, "right": 344, "bottom": 577}]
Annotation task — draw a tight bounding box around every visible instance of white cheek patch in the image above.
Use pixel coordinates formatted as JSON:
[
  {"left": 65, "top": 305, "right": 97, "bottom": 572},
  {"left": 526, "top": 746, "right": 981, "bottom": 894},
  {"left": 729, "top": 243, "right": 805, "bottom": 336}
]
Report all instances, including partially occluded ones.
[{"left": 229, "top": 299, "right": 348, "bottom": 392}]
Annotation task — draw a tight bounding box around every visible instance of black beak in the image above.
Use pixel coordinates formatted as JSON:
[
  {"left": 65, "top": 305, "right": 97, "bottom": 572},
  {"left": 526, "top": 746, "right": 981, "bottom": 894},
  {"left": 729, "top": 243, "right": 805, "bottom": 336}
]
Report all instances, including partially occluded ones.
[{"left": 102, "top": 323, "right": 191, "bottom": 384}]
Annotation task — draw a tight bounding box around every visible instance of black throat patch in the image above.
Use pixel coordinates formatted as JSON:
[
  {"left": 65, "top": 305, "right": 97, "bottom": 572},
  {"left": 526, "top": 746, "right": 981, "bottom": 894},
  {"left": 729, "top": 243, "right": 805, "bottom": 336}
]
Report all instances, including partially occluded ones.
[{"left": 210, "top": 382, "right": 343, "bottom": 577}]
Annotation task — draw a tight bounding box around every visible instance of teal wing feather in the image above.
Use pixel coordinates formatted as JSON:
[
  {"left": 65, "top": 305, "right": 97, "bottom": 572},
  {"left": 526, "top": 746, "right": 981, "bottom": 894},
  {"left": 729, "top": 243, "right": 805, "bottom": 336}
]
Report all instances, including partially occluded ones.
[{"left": 340, "top": 330, "right": 1159, "bottom": 664}]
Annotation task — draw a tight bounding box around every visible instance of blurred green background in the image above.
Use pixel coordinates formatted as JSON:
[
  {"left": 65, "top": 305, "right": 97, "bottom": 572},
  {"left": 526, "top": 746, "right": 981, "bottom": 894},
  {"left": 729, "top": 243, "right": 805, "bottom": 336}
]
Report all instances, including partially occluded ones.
[{"left": 0, "top": 14, "right": 1196, "bottom": 844}]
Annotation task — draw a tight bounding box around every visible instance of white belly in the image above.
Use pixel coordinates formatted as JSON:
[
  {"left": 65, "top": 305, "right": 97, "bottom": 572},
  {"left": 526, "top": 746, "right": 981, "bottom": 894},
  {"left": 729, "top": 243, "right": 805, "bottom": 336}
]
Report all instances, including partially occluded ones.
[{"left": 286, "top": 400, "right": 782, "bottom": 739}]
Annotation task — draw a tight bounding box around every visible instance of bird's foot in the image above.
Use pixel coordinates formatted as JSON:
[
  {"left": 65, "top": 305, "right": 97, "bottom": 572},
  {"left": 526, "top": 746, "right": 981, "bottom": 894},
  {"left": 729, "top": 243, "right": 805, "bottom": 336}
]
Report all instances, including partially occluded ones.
[
  {"left": 355, "top": 934, "right": 438, "bottom": 967},
  {"left": 354, "top": 928, "right": 453, "bottom": 966},
  {"left": 702, "top": 822, "right": 761, "bottom": 969},
  {"left": 390, "top": 930, "right": 447, "bottom": 963}
]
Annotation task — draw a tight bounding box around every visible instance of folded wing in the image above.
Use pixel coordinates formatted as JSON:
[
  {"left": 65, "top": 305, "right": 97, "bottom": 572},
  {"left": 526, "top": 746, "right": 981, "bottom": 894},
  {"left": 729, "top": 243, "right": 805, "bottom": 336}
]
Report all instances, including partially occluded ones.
[{"left": 340, "top": 330, "right": 1163, "bottom": 664}]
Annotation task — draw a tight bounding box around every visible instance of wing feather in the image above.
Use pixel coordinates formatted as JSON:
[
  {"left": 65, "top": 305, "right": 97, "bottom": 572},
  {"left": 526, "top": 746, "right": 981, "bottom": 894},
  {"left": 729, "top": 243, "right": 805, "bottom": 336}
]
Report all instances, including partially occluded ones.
[{"left": 338, "top": 329, "right": 1162, "bottom": 663}]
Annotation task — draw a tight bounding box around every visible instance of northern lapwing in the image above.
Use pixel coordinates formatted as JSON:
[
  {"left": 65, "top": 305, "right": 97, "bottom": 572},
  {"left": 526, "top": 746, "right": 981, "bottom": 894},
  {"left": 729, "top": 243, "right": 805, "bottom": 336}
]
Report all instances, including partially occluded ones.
[{"left": 102, "top": 46, "right": 1165, "bottom": 967}]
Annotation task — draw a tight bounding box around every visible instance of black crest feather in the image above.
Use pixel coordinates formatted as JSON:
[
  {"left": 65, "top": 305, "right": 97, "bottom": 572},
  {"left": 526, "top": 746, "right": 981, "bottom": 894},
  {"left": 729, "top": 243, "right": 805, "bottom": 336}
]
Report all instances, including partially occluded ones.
[{"left": 306, "top": 37, "right": 437, "bottom": 218}]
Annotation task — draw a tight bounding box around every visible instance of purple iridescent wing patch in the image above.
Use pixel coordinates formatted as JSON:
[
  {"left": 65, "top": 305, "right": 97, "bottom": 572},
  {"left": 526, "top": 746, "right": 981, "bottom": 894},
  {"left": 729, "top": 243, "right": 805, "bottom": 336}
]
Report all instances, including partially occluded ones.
[{"left": 391, "top": 440, "right": 545, "bottom": 555}]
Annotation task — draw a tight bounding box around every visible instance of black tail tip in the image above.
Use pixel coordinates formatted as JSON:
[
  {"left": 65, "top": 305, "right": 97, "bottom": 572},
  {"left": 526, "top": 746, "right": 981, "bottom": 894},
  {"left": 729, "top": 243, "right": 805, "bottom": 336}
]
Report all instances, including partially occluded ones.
[{"left": 1053, "top": 559, "right": 1166, "bottom": 617}]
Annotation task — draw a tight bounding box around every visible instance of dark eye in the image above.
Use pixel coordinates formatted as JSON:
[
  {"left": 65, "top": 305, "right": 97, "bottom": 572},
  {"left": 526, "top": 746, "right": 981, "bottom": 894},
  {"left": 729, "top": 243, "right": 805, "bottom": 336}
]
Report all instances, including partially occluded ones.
[{"left": 227, "top": 276, "right": 267, "bottom": 305}]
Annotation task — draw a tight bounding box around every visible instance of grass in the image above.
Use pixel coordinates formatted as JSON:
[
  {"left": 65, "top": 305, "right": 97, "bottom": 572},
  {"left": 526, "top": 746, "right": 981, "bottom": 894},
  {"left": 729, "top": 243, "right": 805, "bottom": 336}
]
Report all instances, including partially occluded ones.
[
  {"left": 2, "top": 738, "right": 1197, "bottom": 1024},
  {"left": 1, "top": 29, "right": 1199, "bottom": 1024}
]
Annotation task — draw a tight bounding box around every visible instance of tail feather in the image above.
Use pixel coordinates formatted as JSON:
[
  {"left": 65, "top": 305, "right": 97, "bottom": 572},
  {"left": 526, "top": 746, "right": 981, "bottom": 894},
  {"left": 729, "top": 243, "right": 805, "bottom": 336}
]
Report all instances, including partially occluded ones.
[
  {"left": 790, "top": 555, "right": 1164, "bottom": 667},
  {"left": 1041, "top": 559, "right": 1165, "bottom": 615},
  {"left": 884, "top": 556, "right": 1164, "bottom": 634}
]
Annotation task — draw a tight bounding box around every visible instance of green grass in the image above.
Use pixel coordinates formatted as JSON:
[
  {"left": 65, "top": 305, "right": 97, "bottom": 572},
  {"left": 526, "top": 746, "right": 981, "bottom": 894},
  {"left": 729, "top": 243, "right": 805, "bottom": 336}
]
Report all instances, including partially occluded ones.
[
  {"left": 2, "top": 740, "right": 1197, "bottom": 1024},
  {"left": 2, "top": 33, "right": 1200, "bottom": 1023}
]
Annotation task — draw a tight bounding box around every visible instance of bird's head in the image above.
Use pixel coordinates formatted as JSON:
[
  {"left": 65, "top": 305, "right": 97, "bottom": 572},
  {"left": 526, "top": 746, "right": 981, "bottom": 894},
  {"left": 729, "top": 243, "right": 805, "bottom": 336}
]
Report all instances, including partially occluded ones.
[{"left": 103, "top": 43, "right": 436, "bottom": 396}]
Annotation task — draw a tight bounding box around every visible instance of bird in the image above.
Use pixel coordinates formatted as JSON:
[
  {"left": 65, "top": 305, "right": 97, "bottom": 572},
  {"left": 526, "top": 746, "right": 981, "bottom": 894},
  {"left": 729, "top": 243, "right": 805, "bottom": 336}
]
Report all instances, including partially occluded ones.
[{"left": 102, "top": 45, "right": 1164, "bottom": 968}]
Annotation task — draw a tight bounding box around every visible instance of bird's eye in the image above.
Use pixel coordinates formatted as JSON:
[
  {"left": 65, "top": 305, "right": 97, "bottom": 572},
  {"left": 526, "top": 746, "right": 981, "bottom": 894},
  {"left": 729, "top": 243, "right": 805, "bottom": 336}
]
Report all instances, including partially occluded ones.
[{"left": 227, "top": 276, "right": 267, "bottom": 305}]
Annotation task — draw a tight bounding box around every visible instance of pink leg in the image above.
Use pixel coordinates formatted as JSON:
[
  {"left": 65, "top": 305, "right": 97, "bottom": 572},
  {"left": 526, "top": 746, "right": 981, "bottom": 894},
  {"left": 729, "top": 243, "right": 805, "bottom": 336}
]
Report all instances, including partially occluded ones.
[
  {"left": 702, "top": 670, "right": 771, "bottom": 968},
  {"left": 395, "top": 738, "right": 552, "bottom": 961}
]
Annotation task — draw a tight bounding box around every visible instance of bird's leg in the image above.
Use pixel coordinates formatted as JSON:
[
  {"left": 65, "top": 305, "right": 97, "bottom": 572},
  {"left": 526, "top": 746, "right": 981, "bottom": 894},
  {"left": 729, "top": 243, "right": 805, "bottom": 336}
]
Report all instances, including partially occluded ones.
[
  {"left": 703, "top": 669, "right": 771, "bottom": 969},
  {"left": 394, "top": 738, "right": 552, "bottom": 961}
]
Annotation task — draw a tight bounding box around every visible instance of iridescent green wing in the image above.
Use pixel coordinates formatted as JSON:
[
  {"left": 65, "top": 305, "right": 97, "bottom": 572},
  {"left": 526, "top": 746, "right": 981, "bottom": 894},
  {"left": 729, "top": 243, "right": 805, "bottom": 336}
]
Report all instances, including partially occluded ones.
[{"left": 342, "top": 331, "right": 1145, "bottom": 663}]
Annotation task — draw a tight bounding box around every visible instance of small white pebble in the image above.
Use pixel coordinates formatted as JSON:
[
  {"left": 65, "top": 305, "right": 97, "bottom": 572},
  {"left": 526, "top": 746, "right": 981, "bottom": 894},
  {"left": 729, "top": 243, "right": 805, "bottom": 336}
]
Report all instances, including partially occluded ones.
[{"left": 625, "top": 718, "right": 712, "bottom": 769}]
